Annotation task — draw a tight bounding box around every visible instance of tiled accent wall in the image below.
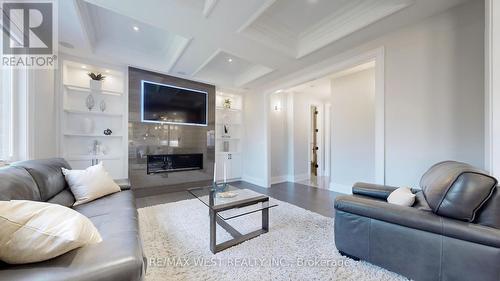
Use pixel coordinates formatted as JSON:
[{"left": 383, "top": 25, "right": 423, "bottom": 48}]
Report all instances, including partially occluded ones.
[{"left": 128, "top": 67, "right": 216, "bottom": 192}]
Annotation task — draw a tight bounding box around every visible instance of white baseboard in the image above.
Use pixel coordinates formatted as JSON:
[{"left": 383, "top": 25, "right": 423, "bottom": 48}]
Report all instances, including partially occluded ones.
[
  {"left": 293, "top": 173, "right": 309, "bottom": 182},
  {"left": 242, "top": 174, "right": 268, "bottom": 188},
  {"left": 329, "top": 182, "right": 352, "bottom": 194},
  {"left": 271, "top": 175, "right": 289, "bottom": 184}
]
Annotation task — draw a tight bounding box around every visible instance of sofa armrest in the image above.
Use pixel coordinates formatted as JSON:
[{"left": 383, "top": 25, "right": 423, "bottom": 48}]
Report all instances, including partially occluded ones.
[
  {"left": 334, "top": 195, "right": 500, "bottom": 248},
  {"left": 352, "top": 182, "right": 399, "bottom": 200}
]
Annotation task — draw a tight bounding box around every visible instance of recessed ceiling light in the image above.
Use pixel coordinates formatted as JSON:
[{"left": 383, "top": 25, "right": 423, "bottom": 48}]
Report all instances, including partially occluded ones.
[
  {"left": 133, "top": 26, "right": 140, "bottom": 32},
  {"left": 81, "top": 65, "right": 87, "bottom": 69},
  {"left": 227, "top": 58, "right": 233, "bottom": 63},
  {"left": 275, "top": 89, "right": 283, "bottom": 93},
  {"left": 105, "top": 70, "right": 110, "bottom": 73}
]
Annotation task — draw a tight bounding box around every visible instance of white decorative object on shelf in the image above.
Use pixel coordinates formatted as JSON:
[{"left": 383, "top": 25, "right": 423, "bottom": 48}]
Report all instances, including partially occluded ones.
[
  {"left": 81, "top": 118, "right": 94, "bottom": 134},
  {"left": 99, "top": 100, "right": 106, "bottom": 112},
  {"left": 85, "top": 94, "right": 95, "bottom": 111},
  {"left": 89, "top": 79, "right": 102, "bottom": 91}
]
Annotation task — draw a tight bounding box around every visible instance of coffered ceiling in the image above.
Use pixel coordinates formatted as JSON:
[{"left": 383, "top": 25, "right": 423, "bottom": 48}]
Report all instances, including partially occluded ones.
[
  {"left": 239, "top": 0, "right": 414, "bottom": 58},
  {"left": 58, "top": 0, "right": 470, "bottom": 92}
]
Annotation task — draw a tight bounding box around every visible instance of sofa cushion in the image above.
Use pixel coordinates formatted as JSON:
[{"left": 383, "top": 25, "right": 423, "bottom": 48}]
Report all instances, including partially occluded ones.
[
  {"left": 420, "top": 161, "right": 497, "bottom": 222},
  {"left": 12, "top": 158, "right": 71, "bottom": 201},
  {"left": 0, "top": 166, "right": 40, "bottom": 201},
  {"left": 0, "top": 190, "right": 144, "bottom": 281},
  {"left": 62, "top": 162, "right": 121, "bottom": 206},
  {"left": 475, "top": 186, "right": 500, "bottom": 229},
  {"left": 47, "top": 189, "right": 75, "bottom": 207}
]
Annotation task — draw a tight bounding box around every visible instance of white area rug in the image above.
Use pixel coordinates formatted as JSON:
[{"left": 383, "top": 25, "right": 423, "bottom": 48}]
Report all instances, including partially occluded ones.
[{"left": 138, "top": 198, "right": 407, "bottom": 281}]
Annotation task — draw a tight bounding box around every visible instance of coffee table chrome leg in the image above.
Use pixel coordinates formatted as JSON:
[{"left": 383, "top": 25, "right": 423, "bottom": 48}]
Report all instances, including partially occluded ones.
[{"left": 209, "top": 209, "right": 216, "bottom": 253}]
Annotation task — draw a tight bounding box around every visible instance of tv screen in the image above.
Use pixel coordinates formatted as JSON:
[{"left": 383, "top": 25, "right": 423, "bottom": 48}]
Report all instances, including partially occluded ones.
[{"left": 141, "top": 80, "right": 208, "bottom": 126}]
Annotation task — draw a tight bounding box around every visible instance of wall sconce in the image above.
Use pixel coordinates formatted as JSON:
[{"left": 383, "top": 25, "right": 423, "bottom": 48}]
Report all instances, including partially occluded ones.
[{"left": 273, "top": 101, "right": 282, "bottom": 111}]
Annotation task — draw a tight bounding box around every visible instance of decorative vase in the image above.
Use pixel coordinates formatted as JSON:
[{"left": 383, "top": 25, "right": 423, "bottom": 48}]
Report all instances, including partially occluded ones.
[
  {"left": 99, "top": 100, "right": 106, "bottom": 112},
  {"left": 89, "top": 80, "right": 102, "bottom": 91},
  {"left": 223, "top": 124, "right": 231, "bottom": 138},
  {"left": 82, "top": 117, "right": 94, "bottom": 134},
  {"left": 85, "top": 94, "right": 95, "bottom": 111}
]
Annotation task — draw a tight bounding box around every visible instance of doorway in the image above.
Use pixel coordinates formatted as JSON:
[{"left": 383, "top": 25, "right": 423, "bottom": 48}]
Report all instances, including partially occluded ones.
[{"left": 267, "top": 48, "right": 385, "bottom": 192}]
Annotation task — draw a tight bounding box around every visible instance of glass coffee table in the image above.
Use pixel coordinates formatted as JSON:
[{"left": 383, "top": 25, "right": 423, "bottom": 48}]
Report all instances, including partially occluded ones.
[{"left": 188, "top": 184, "right": 278, "bottom": 254}]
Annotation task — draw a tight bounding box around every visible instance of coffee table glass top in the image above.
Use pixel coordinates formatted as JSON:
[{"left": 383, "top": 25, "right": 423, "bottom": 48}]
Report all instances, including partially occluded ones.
[{"left": 188, "top": 184, "right": 278, "bottom": 220}]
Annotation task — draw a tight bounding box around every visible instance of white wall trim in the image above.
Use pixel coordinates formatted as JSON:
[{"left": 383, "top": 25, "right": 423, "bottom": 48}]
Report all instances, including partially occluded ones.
[
  {"left": 271, "top": 175, "right": 289, "bottom": 184},
  {"left": 293, "top": 173, "right": 309, "bottom": 182},
  {"left": 242, "top": 174, "right": 267, "bottom": 187},
  {"left": 485, "top": 0, "right": 500, "bottom": 177},
  {"left": 266, "top": 47, "right": 386, "bottom": 187}
]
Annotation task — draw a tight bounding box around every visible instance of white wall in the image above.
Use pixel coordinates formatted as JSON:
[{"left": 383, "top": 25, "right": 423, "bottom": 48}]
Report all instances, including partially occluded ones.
[
  {"left": 330, "top": 68, "right": 376, "bottom": 192},
  {"left": 242, "top": 91, "right": 269, "bottom": 187},
  {"left": 382, "top": 0, "right": 484, "bottom": 187},
  {"left": 270, "top": 93, "right": 289, "bottom": 183},
  {"left": 31, "top": 69, "right": 58, "bottom": 159},
  {"left": 247, "top": 0, "right": 485, "bottom": 189}
]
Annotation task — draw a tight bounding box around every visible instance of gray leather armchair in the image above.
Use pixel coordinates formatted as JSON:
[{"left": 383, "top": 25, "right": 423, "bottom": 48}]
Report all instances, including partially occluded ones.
[
  {"left": 334, "top": 161, "right": 500, "bottom": 281},
  {"left": 0, "top": 158, "right": 145, "bottom": 281}
]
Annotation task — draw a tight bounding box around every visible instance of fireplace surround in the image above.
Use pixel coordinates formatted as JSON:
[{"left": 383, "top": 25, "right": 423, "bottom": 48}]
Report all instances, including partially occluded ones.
[{"left": 128, "top": 67, "right": 215, "bottom": 195}]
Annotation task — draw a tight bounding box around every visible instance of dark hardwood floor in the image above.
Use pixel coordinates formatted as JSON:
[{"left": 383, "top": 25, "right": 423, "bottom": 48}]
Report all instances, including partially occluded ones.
[{"left": 135, "top": 181, "right": 343, "bottom": 218}]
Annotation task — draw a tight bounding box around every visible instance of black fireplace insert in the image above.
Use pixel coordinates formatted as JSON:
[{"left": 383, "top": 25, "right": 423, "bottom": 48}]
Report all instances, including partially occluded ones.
[{"left": 147, "top": 154, "right": 203, "bottom": 174}]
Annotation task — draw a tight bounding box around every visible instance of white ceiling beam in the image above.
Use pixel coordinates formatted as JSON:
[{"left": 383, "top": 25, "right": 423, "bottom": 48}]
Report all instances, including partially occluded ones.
[
  {"left": 203, "top": 0, "right": 218, "bottom": 18},
  {"left": 74, "top": 0, "right": 96, "bottom": 53}
]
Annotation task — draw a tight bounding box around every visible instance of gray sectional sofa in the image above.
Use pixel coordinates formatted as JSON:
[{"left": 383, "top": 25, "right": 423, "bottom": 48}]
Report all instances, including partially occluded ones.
[
  {"left": 0, "top": 158, "right": 145, "bottom": 281},
  {"left": 334, "top": 161, "right": 500, "bottom": 281}
]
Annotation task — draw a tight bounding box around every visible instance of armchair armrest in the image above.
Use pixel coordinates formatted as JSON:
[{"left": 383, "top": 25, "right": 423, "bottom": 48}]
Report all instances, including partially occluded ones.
[
  {"left": 352, "top": 182, "right": 399, "bottom": 200},
  {"left": 335, "top": 195, "right": 500, "bottom": 248}
]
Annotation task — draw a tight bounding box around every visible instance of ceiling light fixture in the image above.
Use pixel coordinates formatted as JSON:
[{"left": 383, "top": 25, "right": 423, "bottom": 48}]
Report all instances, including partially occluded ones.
[
  {"left": 133, "top": 25, "right": 140, "bottom": 32},
  {"left": 275, "top": 89, "right": 283, "bottom": 94},
  {"left": 81, "top": 65, "right": 87, "bottom": 69},
  {"left": 105, "top": 70, "right": 110, "bottom": 73},
  {"left": 227, "top": 58, "right": 233, "bottom": 63}
]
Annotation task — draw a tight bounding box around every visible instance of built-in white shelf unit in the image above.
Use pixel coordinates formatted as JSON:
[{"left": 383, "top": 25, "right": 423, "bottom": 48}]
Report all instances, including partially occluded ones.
[
  {"left": 215, "top": 92, "right": 243, "bottom": 182},
  {"left": 58, "top": 58, "right": 128, "bottom": 179}
]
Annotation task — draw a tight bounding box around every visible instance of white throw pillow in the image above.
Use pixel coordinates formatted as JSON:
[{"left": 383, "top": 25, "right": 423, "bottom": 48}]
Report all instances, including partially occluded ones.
[
  {"left": 0, "top": 200, "right": 102, "bottom": 264},
  {"left": 387, "top": 187, "right": 416, "bottom": 207},
  {"left": 62, "top": 162, "right": 121, "bottom": 206}
]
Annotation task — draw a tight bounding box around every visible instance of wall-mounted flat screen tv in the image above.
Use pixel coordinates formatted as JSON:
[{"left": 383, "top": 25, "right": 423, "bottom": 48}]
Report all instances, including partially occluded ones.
[{"left": 141, "top": 80, "right": 208, "bottom": 126}]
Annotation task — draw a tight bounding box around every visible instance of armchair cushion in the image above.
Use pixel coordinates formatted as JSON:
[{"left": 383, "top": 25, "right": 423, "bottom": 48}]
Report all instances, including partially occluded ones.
[
  {"left": 475, "top": 186, "right": 500, "bottom": 229},
  {"left": 420, "top": 161, "right": 497, "bottom": 222}
]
